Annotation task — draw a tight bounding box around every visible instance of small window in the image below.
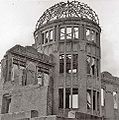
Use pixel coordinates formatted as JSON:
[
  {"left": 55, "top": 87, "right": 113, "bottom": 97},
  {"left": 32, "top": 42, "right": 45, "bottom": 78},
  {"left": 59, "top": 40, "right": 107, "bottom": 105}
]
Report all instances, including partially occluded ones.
[
  {"left": 73, "top": 27, "right": 79, "bottom": 39},
  {"left": 31, "top": 110, "right": 38, "bottom": 118},
  {"left": 86, "top": 29, "right": 96, "bottom": 42},
  {"left": 91, "top": 57, "right": 95, "bottom": 76},
  {"left": 113, "top": 91, "right": 118, "bottom": 109},
  {"left": 66, "top": 27, "right": 72, "bottom": 39},
  {"left": 45, "top": 31, "right": 49, "bottom": 43},
  {"left": 66, "top": 54, "right": 71, "bottom": 73},
  {"left": 60, "top": 28, "right": 65, "bottom": 40},
  {"left": 86, "top": 56, "right": 91, "bottom": 74},
  {"left": 86, "top": 29, "right": 90, "bottom": 41},
  {"left": 66, "top": 88, "right": 71, "bottom": 108},
  {"left": 91, "top": 30, "right": 96, "bottom": 42},
  {"left": 97, "top": 92, "right": 100, "bottom": 111},
  {"left": 37, "top": 71, "right": 43, "bottom": 85},
  {"left": 87, "top": 89, "right": 91, "bottom": 109},
  {"left": 93, "top": 90, "right": 96, "bottom": 110},
  {"left": 59, "top": 88, "right": 64, "bottom": 108},
  {"left": 72, "top": 88, "right": 78, "bottom": 108},
  {"left": 59, "top": 54, "right": 64, "bottom": 73},
  {"left": 73, "top": 54, "right": 78, "bottom": 73},
  {"left": 1, "top": 94, "right": 11, "bottom": 114},
  {"left": 49, "top": 30, "right": 53, "bottom": 42},
  {"left": 101, "top": 89, "right": 104, "bottom": 106},
  {"left": 41, "top": 33, "right": 45, "bottom": 44}
]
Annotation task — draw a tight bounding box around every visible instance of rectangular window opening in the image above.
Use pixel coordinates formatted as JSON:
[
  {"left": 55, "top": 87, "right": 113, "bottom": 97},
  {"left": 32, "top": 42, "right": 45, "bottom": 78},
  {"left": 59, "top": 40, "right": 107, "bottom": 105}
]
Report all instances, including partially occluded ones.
[
  {"left": 73, "top": 27, "right": 79, "bottom": 39},
  {"left": 113, "top": 91, "right": 118, "bottom": 109},
  {"left": 91, "top": 30, "right": 96, "bottom": 42},
  {"left": 45, "top": 31, "right": 49, "bottom": 43},
  {"left": 101, "top": 89, "right": 104, "bottom": 106},
  {"left": 66, "top": 54, "right": 71, "bottom": 73},
  {"left": 87, "top": 56, "right": 91, "bottom": 74},
  {"left": 59, "top": 88, "right": 64, "bottom": 108},
  {"left": 37, "top": 71, "right": 43, "bottom": 85},
  {"left": 60, "top": 28, "right": 65, "bottom": 40},
  {"left": 91, "top": 58, "right": 95, "bottom": 76},
  {"left": 73, "top": 54, "right": 78, "bottom": 73},
  {"left": 86, "top": 29, "right": 91, "bottom": 41},
  {"left": 59, "top": 54, "right": 64, "bottom": 73},
  {"left": 93, "top": 90, "right": 96, "bottom": 110},
  {"left": 41, "top": 33, "right": 45, "bottom": 44},
  {"left": 49, "top": 30, "right": 53, "bottom": 42},
  {"left": 72, "top": 88, "right": 78, "bottom": 108},
  {"left": 87, "top": 89, "right": 91, "bottom": 109},
  {"left": 66, "top": 27, "right": 72, "bottom": 39},
  {"left": 97, "top": 92, "right": 100, "bottom": 111},
  {"left": 66, "top": 88, "right": 71, "bottom": 108},
  {"left": 1, "top": 95, "right": 11, "bottom": 114}
]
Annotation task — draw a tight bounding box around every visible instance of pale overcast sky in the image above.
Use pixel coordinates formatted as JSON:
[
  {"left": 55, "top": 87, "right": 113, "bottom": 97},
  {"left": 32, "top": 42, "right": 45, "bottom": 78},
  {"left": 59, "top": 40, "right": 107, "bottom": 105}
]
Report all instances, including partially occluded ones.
[{"left": 0, "top": 0, "right": 119, "bottom": 76}]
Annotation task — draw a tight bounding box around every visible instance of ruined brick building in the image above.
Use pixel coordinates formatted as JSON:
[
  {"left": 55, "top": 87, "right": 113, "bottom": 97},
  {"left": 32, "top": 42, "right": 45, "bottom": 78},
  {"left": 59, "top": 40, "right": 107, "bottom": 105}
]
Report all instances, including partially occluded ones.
[{"left": 0, "top": 1, "right": 118, "bottom": 120}]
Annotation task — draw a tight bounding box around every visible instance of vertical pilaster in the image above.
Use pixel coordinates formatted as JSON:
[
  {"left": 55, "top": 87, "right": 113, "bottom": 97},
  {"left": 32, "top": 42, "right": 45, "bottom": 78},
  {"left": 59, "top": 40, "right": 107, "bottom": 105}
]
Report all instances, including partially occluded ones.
[
  {"left": 91, "top": 89, "right": 93, "bottom": 115},
  {"left": 78, "top": 23, "right": 87, "bottom": 113},
  {"left": 63, "top": 26, "right": 67, "bottom": 110}
]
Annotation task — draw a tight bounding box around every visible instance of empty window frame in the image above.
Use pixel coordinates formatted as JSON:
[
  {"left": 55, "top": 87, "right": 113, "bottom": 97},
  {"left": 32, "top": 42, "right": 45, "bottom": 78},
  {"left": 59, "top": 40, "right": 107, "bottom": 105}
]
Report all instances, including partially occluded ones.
[
  {"left": 87, "top": 89, "right": 92, "bottom": 109},
  {"left": 97, "top": 91, "right": 100, "bottom": 111},
  {"left": 93, "top": 90, "right": 96, "bottom": 110},
  {"left": 59, "top": 54, "right": 64, "bottom": 73},
  {"left": 59, "top": 54, "right": 78, "bottom": 74},
  {"left": 1, "top": 94, "right": 11, "bottom": 114},
  {"left": 49, "top": 30, "right": 53, "bottom": 42},
  {"left": 91, "top": 30, "right": 96, "bottom": 42},
  {"left": 41, "top": 33, "right": 45, "bottom": 44},
  {"left": 73, "top": 27, "right": 79, "bottom": 39},
  {"left": 66, "top": 88, "right": 71, "bottom": 108},
  {"left": 59, "top": 88, "right": 64, "bottom": 108},
  {"left": 22, "top": 69, "right": 27, "bottom": 86},
  {"left": 86, "top": 28, "right": 96, "bottom": 42},
  {"left": 101, "top": 89, "right": 105, "bottom": 106},
  {"left": 11, "top": 64, "right": 27, "bottom": 86},
  {"left": 86, "top": 56, "right": 91, "bottom": 74},
  {"left": 73, "top": 54, "right": 78, "bottom": 73},
  {"left": 91, "top": 57, "right": 95, "bottom": 76},
  {"left": 86, "top": 29, "right": 90, "bottom": 41},
  {"left": 72, "top": 88, "right": 78, "bottom": 108},
  {"left": 86, "top": 56, "right": 96, "bottom": 76},
  {"left": 45, "top": 31, "right": 49, "bottom": 43},
  {"left": 113, "top": 91, "right": 118, "bottom": 109},
  {"left": 60, "top": 27, "right": 65, "bottom": 40},
  {"left": 66, "top": 27, "right": 72, "bottom": 39},
  {"left": 59, "top": 88, "right": 78, "bottom": 109},
  {"left": 31, "top": 110, "right": 38, "bottom": 118},
  {"left": 37, "top": 70, "right": 43, "bottom": 85},
  {"left": 66, "top": 54, "right": 71, "bottom": 73}
]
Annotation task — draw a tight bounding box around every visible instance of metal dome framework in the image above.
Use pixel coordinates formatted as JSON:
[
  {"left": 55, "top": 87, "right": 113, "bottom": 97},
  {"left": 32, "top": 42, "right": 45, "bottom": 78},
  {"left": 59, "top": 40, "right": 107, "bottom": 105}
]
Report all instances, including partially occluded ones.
[{"left": 36, "top": 1, "right": 99, "bottom": 29}]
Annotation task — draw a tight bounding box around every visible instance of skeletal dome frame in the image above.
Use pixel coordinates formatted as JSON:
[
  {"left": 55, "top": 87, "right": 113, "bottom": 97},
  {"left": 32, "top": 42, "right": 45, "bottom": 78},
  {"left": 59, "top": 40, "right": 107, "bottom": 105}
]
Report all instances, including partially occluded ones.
[{"left": 36, "top": 1, "right": 99, "bottom": 29}]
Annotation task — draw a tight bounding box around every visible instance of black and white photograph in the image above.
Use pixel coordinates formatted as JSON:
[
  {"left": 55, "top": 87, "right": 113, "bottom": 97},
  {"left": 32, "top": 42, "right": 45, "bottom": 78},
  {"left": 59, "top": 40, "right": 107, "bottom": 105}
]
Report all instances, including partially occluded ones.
[{"left": 0, "top": 0, "right": 118, "bottom": 120}]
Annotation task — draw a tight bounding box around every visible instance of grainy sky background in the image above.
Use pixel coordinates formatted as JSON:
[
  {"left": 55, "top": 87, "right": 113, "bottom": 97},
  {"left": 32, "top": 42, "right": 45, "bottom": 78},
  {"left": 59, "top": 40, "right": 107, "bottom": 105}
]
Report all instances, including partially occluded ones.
[{"left": 0, "top": 0, "right": 119, "bottom": 76}]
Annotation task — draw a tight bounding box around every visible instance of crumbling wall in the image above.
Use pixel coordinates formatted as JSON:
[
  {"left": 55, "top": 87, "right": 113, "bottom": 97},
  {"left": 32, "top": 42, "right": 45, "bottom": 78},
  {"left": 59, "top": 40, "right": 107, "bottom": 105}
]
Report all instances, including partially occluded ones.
[{"left": 9, "top": 85, "right": 48, "bottom": 116}]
